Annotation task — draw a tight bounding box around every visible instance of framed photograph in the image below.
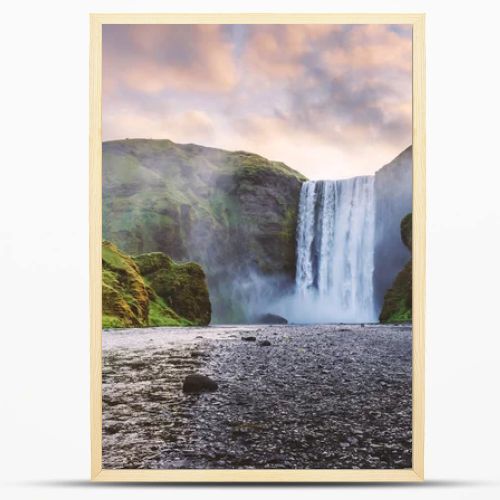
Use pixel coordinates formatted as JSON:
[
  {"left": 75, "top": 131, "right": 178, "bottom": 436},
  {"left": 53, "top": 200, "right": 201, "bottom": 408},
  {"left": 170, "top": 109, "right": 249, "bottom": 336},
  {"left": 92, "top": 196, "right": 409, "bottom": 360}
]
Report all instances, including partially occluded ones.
[{"left": 90, "top": 13, "right": 425, "bottom": 482}]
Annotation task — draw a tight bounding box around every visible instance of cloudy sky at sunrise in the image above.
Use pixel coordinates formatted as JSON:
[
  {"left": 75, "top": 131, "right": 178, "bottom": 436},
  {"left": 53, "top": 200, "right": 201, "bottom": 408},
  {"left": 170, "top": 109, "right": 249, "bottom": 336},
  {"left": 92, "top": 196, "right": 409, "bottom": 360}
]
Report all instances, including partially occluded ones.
[{"left": 103, "top": 24, "right": 412, "bottom": 179}]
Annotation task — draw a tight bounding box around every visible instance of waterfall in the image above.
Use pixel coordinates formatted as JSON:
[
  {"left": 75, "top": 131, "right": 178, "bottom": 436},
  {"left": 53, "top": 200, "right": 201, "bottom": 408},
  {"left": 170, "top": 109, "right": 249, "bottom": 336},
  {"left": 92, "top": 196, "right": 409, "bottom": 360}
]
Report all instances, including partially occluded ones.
[{"left": 293, "top": 176, "right": 376, "bottom": 323}]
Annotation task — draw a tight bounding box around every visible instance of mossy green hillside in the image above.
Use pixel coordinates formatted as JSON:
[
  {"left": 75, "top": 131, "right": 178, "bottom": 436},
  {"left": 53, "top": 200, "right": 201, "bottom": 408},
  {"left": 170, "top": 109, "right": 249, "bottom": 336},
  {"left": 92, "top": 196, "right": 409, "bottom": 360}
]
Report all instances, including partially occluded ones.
[
  {"left": 102, "top": 241, "right": 210, "bottom": 328},
  {"left": 102, "top": 139, "right": 307, "bottom": 322},
  {"left": 379, "top": 213, "right": 412, "bottom": 323}
]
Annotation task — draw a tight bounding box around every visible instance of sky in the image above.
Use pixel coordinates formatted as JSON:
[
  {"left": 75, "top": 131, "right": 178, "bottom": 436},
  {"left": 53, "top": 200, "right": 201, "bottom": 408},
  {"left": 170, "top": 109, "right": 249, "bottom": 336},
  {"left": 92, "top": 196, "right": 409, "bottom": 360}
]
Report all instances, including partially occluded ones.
[{"left": 103, "top": 24, "right": 412, "bottom": 179}]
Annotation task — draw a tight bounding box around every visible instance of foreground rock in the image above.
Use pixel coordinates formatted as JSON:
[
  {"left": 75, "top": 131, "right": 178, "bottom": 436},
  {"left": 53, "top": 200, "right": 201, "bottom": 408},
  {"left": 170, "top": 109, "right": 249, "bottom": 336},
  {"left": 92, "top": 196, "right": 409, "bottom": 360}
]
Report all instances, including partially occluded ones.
[{"left": 182, "top": 374, "right": 218, "bottom": 394}]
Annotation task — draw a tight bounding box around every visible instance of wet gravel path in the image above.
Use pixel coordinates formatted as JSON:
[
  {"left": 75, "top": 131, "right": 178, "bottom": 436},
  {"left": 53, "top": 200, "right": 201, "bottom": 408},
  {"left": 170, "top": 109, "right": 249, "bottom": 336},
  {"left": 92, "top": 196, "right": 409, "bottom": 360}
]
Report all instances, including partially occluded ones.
[{"left": 102, "top": 324, "right": 412, "bottom": 469}]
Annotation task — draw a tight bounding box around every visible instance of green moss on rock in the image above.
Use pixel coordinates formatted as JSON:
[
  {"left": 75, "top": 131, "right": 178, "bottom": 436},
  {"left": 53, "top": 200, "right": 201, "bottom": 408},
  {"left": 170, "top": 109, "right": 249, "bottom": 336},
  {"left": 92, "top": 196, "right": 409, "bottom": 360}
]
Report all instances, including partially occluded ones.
[
  {"left": 379, "top": 260, "right": 412, "bottom": 323},
  {"left": 379, "top": 213, "right": 413, "bottom": 323},
  {"left": 102, "top": 241, "right": 150, "bottom": 327},
  {"left": 400, "top": 213, "right": 412, "bottom": 251},
  {"left": 134, "top": 253, "right": 211, "bottom": 326},
  {"left": 102, "top": 241, "right": 211, "bottom": 328}
]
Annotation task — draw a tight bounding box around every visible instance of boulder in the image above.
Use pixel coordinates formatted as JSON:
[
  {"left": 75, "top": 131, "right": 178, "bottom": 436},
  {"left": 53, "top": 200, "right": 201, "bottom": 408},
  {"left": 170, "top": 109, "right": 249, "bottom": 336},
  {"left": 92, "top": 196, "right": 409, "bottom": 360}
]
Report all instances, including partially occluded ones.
[
  {"left": 258, "top": 340, "right": 271, "bottom": 347},
  {"left": 242, "top": 336, "right": 257, "bottom": 341},
  {"left": 256, "top": 313, "right": 288, "bottom": 324},
  {"left": 182, "top": 374, "right": 218, "bottom": 394}
]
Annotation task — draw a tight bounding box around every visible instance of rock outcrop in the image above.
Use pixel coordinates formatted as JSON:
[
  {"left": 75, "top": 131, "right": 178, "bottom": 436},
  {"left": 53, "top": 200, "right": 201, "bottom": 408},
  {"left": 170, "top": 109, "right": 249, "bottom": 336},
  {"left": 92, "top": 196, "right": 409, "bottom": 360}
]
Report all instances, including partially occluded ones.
[
  {"left": 102, "top": 139, "right": 306, "bottom": 322},
  {"left": 102, "top": 241, "right": 211, "bottom": 328},
  {"left": 134, "top": 252, "right": 211, "bottom": 326},
  {"left": 374, "top": 146, "right": 413, "bottom": 314},
  {"left": 379, "top": 213, "right": 412, "bottom": 323}
]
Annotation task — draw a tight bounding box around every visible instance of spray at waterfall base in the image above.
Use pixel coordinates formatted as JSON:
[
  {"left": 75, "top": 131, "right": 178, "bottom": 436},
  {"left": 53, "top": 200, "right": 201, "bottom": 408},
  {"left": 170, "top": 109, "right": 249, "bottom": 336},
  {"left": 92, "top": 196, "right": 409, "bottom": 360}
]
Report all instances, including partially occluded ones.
[{"left": 232, "top": 177, "right": 383, "bottom": 324}]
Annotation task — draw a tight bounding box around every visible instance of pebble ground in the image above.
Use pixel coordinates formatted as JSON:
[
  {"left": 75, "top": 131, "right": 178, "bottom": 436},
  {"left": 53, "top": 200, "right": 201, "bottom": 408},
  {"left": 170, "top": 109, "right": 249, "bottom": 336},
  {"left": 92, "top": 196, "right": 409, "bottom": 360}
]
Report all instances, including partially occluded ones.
[{"left": 102, "top": 324, "right": 412, "bottom": 470}]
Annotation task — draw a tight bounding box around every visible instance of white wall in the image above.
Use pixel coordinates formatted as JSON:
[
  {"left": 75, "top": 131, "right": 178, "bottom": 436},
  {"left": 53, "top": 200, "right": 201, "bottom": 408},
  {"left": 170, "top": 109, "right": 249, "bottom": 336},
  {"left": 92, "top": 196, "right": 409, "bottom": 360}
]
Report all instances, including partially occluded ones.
[{"left": 1, "top": 1, "right": 499, "bottom": 499}]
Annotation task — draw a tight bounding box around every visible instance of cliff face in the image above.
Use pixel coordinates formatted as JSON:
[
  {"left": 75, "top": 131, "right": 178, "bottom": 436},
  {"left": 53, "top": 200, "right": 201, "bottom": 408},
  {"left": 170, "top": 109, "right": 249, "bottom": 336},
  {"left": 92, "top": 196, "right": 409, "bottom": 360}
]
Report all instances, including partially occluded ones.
[
  {"left": 102, "top": 241, "right": 210, "bottom": 328},
  {"left": 379, "top": 213, "right": 412, "bottom": 323},
  {"left": 374, "top": 146, "right": 413, "bottom": 314},
  {"left": 103, "top": 139, "right": 306, "bottom": 322}
]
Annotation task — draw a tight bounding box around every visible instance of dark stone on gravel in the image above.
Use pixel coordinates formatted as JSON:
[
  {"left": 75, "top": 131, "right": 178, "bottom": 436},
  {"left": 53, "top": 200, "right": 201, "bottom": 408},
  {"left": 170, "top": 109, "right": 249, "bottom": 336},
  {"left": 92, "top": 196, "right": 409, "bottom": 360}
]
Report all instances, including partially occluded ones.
[
  {"left": 256, "top": 313, "right": 288, "bottom": 324},
  {"left": 190, "top": 351, "right": 207, "bottom": 358},
  {"left": 242, "top": 336, "right": 257, "bottom": 341},
  {"left": 182, "top": 374, "right": 218, "bottom": 393},
  {"left": 258, "top": 340, "right": 271, "bottom": 346}
]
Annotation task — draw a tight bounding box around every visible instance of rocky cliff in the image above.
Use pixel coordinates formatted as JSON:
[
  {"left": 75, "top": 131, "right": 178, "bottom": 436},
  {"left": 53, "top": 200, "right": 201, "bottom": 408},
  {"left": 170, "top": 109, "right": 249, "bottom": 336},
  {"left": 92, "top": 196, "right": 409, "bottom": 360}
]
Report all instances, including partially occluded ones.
[
  {"left": 103, "top": 139, "right": 306, "bottom": 322},
  {"left": 374, "top": 146, "right": 413, "bottom": 313},
  {"left": 102, "top": 241, "right": 210, "bottom": 328},
  {"left": 379, "top": 213, "right": 412, "bottom": 323}
]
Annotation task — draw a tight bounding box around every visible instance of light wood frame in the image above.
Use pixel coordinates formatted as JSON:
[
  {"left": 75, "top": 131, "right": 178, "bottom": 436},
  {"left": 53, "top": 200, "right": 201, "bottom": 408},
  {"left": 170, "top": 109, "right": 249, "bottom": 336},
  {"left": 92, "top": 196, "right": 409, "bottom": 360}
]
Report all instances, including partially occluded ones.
[{"left": 90, "top": 13, "right": 425, "bottom": 482}]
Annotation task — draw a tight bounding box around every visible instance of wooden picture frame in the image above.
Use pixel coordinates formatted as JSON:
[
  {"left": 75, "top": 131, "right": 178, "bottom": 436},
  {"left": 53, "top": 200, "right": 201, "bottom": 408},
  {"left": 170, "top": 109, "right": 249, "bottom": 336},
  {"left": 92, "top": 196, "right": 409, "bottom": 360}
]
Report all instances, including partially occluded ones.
[{"left": 90, "top": 12, "right": 425, "bottom": 482}]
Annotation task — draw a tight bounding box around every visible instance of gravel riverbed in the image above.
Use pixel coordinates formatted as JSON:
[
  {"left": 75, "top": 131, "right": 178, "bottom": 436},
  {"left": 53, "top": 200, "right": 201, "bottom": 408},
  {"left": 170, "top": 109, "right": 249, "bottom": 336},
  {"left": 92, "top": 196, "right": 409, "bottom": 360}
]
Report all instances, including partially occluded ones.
[{"left": 102, "top": 324, "right": 412, "bottom": 469}]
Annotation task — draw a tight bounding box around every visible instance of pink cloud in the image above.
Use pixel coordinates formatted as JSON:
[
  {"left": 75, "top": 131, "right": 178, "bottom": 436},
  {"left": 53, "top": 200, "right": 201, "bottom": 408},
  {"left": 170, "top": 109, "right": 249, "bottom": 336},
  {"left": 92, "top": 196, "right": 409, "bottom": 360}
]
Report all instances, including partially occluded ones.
[
  {"left": 102, "top": 24, "right": 412, "bottom": 178},
  {"left": 323, "top": 25, "right": 412, "bottom": 74},
  {"left": 103, "top": 25, "right": 237, "bottom": 94},
  {"left": 242, "top": 25, "right": 340, "bottom": 80}
]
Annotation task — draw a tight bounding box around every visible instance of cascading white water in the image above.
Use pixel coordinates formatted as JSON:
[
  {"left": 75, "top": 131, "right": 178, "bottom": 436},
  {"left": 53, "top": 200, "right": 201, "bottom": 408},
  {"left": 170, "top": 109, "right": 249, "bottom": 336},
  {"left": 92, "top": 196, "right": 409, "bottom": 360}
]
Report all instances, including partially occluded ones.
[{"left": 293, "top": 176, "right": 376, "bottom": 323}]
